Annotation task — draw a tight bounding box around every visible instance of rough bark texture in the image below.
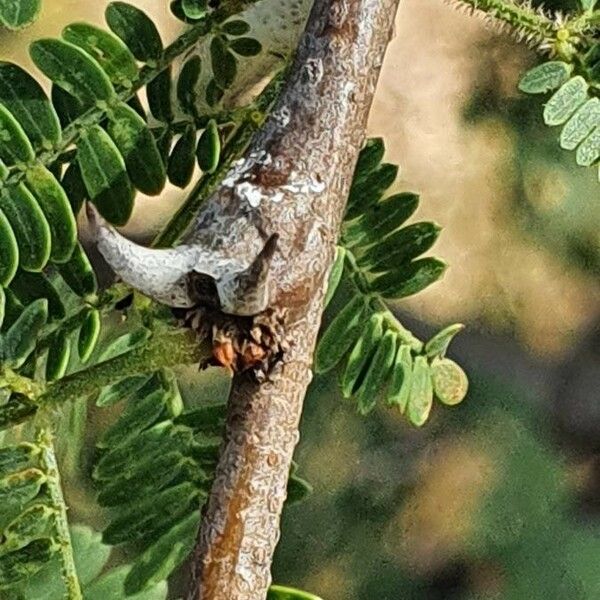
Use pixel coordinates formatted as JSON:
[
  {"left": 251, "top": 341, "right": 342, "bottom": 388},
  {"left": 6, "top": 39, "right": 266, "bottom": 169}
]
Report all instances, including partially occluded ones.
[{"left": 186, "top": 0, "right": 400, "bottom": 596}]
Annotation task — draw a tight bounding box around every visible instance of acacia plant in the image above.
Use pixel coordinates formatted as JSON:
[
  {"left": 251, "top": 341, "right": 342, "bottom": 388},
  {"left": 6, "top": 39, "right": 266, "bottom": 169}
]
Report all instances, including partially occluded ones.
[{"left": 0, "top": 0, "right": 596, "bottom": 598}]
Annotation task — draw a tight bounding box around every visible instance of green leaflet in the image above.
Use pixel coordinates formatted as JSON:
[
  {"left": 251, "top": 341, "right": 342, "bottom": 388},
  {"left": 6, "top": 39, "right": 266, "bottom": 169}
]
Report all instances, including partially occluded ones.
[
  {"left": 196, "top": 119, "right": 220, "bottom": 173},
  {"left": 0, "top": 539, "right": 57, "bottom": 587},
  {"left": 147, "top": 67, "right": 173, "bottom": 123},
  {"left": 430, "top": 357, "right": 469, "bottom": 406},
  {"left": 424, "top": 323, "right": 464, "bottom": 358},
  {"left": 385, "top": 343, "right": 413, "bottom": 412},
  {"left": 96, "top": 373, "right": 152, "bottom": 408},
  {"left": 57, "top": 242, "right": 98, "bottom": 298},
  {"left": 323, "top": 246, "right": 345, "bottom": 307},
  {"left": 0, "top": 184, "right": 51, "bottom": 272},
  {"left": 124, "top": 511, "right": 199, "bottom": 595},
  {"left": 93, "top": 423, "right": 194, "bottom": 480},
  {"left": 370, "top": 257, "right": 447, "bottom": 299},
  {"left": 0, "top": 103, "right": 35, "bottom": 165},
  {"left": 205, "top": 78, "right": 224, "bottom": 107},
  {"left": 518, "top": 61, "right": 572, "bottom": 94},
  {"left": 168, "top": 125, "right": 197, "bottom": 188},
  {"left": 102, "top": 481, "right": 201, "bottom": 546},
  {"left": 0, "top": 444, "right": 39, "bottom": 478},
  {"left": 341, "top": 313, "right": 384, "bottom": 399},
  {"left": 229, "top": 37, "right": 262, "bottom": 57},
  {"left": 30, "top": 39, "right": 115, "bottom": 105},
  {"left": 0, "top": 468, "right": 46, "bottom": 508},
  {"left": 210, "top": 36, "right": 237, "bottom": 90},
  {"left": 0, "top": 63, "right": 61, "bottom": 149},
  {"left": 158, "top": 368, "right": 183, "bottom": 417},
  {"left": 98, "top": 387, "right": 170, "bottom": 449},
  {"left": 181, "top": 0, "right": 207, "bottom": 19},
  {"left": 96, "top": 452, "right": 192, "bottom": 507},
  {"left": 575, "top": 127, "right": 600, "bottom": 167},
  {"left": 45, "top": 329, "right": 70, "bottom": 382},
  {"left": 406, "top": 355, "right": 433, "bottom": 427},
  {"left": 358, "top": 221, "right": 442, "bottom": 273},
  {"left": 287, "top": 462, "right": 313, "bottom": 504},
  {"left": 0, "top": 298, "right": 48, "bottom": 368},
  {"left": 0, "top": 0, "right": 41, "bottom": 30},
  {"left": 0, "top": 504, "right": 56, "bottom": 553},
  {"left": 98, "top": 328, "right": 150, "bottom": 361},
  {"left": 105, "top": 2, "right": 163, "bottom": 63},
  {"left": 177, "top": 56, "right": 202, "bottom": 116},
  {"left": 543, "top": 76, "right": 589, "bottom": 127},
  {"left": 107, "top": 102, "right": 166, "bottom": 195},
  {"left": 10, "top": 270, "right": 65, "bottom": 321},
  {"left": 222, "top": 19, "right": 250, "bottom": 36},
  {"left": 342, "top": 192, "right": 419, "bottom": 248},
  {"left": 560, "top": 97, "right": 600, "bottom": 151},
  {"left": 353, "top": 137, "right": 384, "bottom": 180},
  {"left": 77, "top": 124, "right": 134, "bottom": 225},
  {"left": 174, "top": 403, "right": 226, "bottom": 435},
  {"left": 77, "top": 308, "right": 101, "bottom": 363},
  {"left": 62, "top": 22, "right": 138, "bottom": 89},
  {"left": 268, "top": 585, "right": 324, "bottom": 600},
  {"left": 51, "top": 84, "right": 86, "bottom": 128},
  {"left": 314, "top": 295, "right": 367, "bottom": 374},
  {"left": 355, "top": 329, "right": 396, "bottom": 415},
  {"left": 0, "top": 208, "right": 18, "bottom": 286},
  {"left": 25, "top": 165, "right": 77, "bottom": 262},
  {"left": 346, "top": 163, "right": 398, "bottom": 220}
]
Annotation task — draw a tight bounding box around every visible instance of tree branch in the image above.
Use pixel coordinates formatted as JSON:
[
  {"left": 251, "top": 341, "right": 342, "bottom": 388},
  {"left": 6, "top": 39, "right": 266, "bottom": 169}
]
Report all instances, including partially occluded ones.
[{"left": 184, "top": 0, "right": 401, "bottom": 596}]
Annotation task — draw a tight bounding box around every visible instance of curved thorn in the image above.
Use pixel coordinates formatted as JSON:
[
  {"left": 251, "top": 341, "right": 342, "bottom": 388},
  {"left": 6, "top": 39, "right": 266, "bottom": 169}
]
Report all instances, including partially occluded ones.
[{"left": 86, "top": 202, "right": 199, "bottom": 307}]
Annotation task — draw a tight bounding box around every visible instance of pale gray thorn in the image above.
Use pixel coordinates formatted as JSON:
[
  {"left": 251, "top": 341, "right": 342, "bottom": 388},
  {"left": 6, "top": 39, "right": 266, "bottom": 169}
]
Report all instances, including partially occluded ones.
[
  {"left": 216, "top": 233, "right": 279, "bottom": 316},
  {"left": 86, "top": 202, "right": 199, "bottom": 308}
]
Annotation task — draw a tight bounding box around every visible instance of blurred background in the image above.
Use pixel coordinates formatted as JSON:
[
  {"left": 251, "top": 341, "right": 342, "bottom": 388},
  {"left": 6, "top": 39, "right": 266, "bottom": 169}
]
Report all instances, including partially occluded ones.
[{"left": 2, "top": 0, "right": 599, "bottom": 598}]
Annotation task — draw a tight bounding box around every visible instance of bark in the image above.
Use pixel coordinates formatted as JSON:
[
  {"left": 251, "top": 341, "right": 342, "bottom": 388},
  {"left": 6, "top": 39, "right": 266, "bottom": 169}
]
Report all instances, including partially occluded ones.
[{"left": 186, "top": 0, "right": 400, "bottom": 596}]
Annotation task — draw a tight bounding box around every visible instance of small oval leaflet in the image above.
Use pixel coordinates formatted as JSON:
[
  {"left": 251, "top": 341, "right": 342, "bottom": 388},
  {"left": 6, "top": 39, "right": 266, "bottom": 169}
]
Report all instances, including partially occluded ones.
[
  {"left": 341, "top": 312, "right": 384, "bottom": 398},
  {"left": 147, "top": 67, "right": 173, "bottom": 123},
  {"left": 430, "top": 357, "right": 468, "bottom": 406},
  {"left": 407, "top": 355, "right": 433, "bottom": 427},
  {"left": 0, "top": 208, "right": 19, "bottom": 286},
  {"left": 0, "top": 466, "right": 46, "bottom": 507},
  {"left": 168, "top": 125, "right": 197, "bottom": 188},
  {"left": 210, "top": 36, "right": 237, "bottom": 90},
  {"left": 355, "top": 328, "right": 397, "bottom": 415},
  {"left": 424, "top": 323, "right": 465, "bottom": 358},
  {"left": 543, "top": 76, "right": 589, "bottom": 127},
  {"left": 575, "top": 127, "right": 600, "bottom": 167},
  {"left": 559, "top": 97, "right": 600, "bottom": 151},
  {"left": 77, "top": 124, "right": 135, "bottom": 226},
  {"left": 0, "top": 103, "right": 35, "bottom": 165},
  {"left": 0, "top": 184, "right": 51, "bottom": 273},
  {"left": 78, "top": 308, "right": 101, "bottom": 363},
  {"left": 30, "top": 38, "right": 115, "bottom": 105},
  {"left": 386, "top": 343, "right": 413, "bottom": 413},
  {"left": 0, "top": 62, "right": 61, "bottom": 149},
  {"left": 314, "top": 295, "right": 367, "bottom": 373},
  {"left": 196, "top": 119, "right": 220, "bottom": 173},
  {"left": 62, "top": 22, "right": 139, "bottom": 89},
  {"left": 229, "top": 37, "right": 262, "bottom": 57},
  {"left": 518, "top": 61, "right": 573, "bottom": 95},
  {"left": 323, "top": 246, "right": 345, "bottom": 307},
  {"left": 1, "top": 504, "right": 56, "bottom": 552},
  {"left": 25, "top": 165, "right": 77, "bottom": 263},
  {"left": 45, "top": 329, "right": 71, "bottom": 381},
  {"left": 222, "top": 19, "right": 251, "bottom": 36},
  {"left": 370, "top": 257, "right": 447, "bottom": 299},
  {"left": 182, "top": 0, "right": 207, "bottom": 19},
  {"left": 105, "top": 2, "right": 163, "bottom": 62},
  {"left": 0, "top": 443, "right": 39, "bottom": 478},
  {"left": 107, "top": 102, "right": 166, "bottom": 196},
  {"left": 58, "top": 242, "right": 98, "bottom": 298},
  {"left": 177, "top": 56, "right": 202, "bottom": 116}
]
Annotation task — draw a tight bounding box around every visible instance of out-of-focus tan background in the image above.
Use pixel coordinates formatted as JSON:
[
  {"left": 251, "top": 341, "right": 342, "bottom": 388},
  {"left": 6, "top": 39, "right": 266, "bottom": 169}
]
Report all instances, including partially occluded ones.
[{"left": 2, "top": 1, "right": 599, "bottom": 598}]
